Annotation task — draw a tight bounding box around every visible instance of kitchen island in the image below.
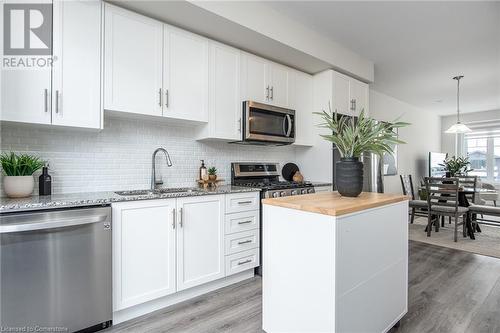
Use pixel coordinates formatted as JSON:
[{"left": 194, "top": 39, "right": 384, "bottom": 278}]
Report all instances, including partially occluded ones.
[{"left": 262, "top": 191, "right": 409, "bottom": 333}]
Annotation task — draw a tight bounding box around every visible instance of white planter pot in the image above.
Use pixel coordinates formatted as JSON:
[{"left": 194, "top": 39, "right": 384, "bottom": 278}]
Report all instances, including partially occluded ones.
[{"left": 3, "top": 175, "right": 35, "bottom": 198}]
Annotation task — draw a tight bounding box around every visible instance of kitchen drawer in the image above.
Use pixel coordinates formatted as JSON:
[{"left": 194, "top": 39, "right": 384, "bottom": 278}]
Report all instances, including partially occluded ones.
[
  {"left": 225, "top": 248, "right": 259, "bottom": 276},
  {"left": 225, "top": 229, "right": 259, "bottom": 255},
  {"left": 225, "top": 210, "right": 259, "bottom": 234},
  {"left": 225, "top": 192, "right": 260, "bottom": 213}
]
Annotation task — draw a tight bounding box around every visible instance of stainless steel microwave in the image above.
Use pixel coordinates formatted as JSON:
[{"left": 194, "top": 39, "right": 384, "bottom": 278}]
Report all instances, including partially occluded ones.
[{"left": 238, "top": 101, "right": 295, "bottom": 145}]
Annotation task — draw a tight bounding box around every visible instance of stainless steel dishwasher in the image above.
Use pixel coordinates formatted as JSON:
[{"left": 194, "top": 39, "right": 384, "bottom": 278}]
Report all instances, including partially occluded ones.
[{"left": 0, "top": 206, "right": 112, "bottom": 333}]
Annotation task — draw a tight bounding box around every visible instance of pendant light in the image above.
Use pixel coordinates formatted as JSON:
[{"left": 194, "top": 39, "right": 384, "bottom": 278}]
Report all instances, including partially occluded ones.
[{"left": 445, "top": 75, "right": 471, "bottom": 134}]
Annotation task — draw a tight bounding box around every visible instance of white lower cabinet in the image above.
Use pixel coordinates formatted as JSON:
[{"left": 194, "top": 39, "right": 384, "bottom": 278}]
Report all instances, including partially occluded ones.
[
  {"left": 176, "top": 195, "right": 225, "bottom": 291},
  {"left": 112, "top": 193, "right": 259, "bottom": 312},
  {"left": 112, "top": 199, "right": 176, "bottom": 311}
]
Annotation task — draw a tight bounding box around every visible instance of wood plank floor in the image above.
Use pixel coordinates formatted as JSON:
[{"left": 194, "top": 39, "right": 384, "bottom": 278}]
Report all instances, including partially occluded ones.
[{"left": 106, "top": 241, "right": 500, "bottom": 333}]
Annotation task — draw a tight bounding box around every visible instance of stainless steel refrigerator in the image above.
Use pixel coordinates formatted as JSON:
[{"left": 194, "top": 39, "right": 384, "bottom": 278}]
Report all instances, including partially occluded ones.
[{"left": 331, "top": 116, "right": 385, "bottom": 193}]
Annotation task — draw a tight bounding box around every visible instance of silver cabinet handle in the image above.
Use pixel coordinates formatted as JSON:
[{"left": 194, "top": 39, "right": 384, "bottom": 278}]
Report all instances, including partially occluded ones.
[
  {"left": 270, "top": 86, "right": 274, "bottom": 100},
  {"left": 238, "top": 220, "right": 253, "bottom": 225},
  {"left": 238, "top": 239, "right": 252, "bottom": 245},
  {"left": 238, "top": 259, "right": 252, "bottom": 265},
  {"left": 350, "top": 99, "right": 356, "bottom": 111},
  {"left": 55, "top": 90, "right": 60, "bottom": 114},
  {"left": 165, "top": 89, "right": 169, "bottom": 108},
  {"left": 238, "top": 118, "right": 242, "bottom": 133},
  {"left": 172, "top": 209, "right": 176, "bottom": 229},
  {"left": 238, "top": 201, "right": 252, "bottom": 205},
  {"left": 266, "top": 85, "right": 270, "bottom": 99},
  {"left": 44, "top": 89, "right": 49, "bottom": 113},
  {"left": 159, "top": 88, "right": 162, "bottom": 106},
  {"left": 353, "top": 99, "right": 357, "bottom": 111},
  {"left": 179, "top": 207, "right": 183, "bottom": 228}
]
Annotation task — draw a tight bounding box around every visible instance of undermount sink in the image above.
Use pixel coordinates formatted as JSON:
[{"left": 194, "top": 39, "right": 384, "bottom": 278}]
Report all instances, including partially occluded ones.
[{"left": 114, "top": 188, "right": 202, "bottom": 196}]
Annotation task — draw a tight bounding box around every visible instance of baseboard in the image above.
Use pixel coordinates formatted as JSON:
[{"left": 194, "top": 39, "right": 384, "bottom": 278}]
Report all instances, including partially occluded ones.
[{"left": 113, "top": 269, "right": 254, "bottom": 325}]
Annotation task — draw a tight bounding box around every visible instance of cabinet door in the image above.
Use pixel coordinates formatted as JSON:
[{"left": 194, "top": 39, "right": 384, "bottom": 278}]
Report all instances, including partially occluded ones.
[
  {"left": 350, "top": 79, "right": 369, "bottom": 116},
  {"left": 52, "top": 0, "right": 101, "bottom": 129},
  {"left": 292, "top": 71, "right": 314, "bottom": 146},
  {"left": 332, "top": 71, "right": 351, "bottom": 116},
  {"left": 112, "top": 199, "right": 176, "bottom": 311},
  {"left": 176, "top": 195, "right": 225, "bottom": 291},
  {"left": 269, "top": 63, "right": 291, "bottom": 108},
  {"left": 163, "top": 26, "right": 208, "bottom": 122},
  {"left": 104, "top": 4, "right": 162, "bottom": 116},
  {"left": 241, "top": 53, "right": 269, "bottom": 104},
  {"left": 206, "top": 41, "right": 241, "bottom": 140}
]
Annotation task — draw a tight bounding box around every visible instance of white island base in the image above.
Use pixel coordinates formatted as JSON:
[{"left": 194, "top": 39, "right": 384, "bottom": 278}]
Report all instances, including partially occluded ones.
[{"left": 262, "top": 192, "right": 408, "bottom": 333}]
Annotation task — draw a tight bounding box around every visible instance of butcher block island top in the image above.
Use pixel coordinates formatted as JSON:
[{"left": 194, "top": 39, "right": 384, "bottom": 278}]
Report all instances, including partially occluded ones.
[{"left": 261, "top": 191, "right": 408, "bottom": 216}]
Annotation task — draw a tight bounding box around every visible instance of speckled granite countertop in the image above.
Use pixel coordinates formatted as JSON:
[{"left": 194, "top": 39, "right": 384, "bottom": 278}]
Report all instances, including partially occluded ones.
[{"left": 0, "top": 185, "right": 261, "bottom": 213}]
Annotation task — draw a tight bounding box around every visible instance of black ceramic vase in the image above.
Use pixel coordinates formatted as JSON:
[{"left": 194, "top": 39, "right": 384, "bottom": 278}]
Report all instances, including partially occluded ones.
[{"left": 336, "top": 157, "right": 364, "bottom": 197}]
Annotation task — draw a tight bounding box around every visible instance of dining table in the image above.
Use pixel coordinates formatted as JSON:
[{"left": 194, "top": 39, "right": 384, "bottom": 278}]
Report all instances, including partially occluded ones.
[{"left": 420, "top": 186, "right": 498, "bottom": 239}]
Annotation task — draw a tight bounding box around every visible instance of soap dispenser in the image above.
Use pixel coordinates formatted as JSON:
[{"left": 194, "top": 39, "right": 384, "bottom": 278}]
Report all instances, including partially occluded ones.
[
  {"left": 39, "top": 164, "right": 52, "bottom": 196},
  {"left": 199, "top": 160, "right": 208, "bottom": 181}
]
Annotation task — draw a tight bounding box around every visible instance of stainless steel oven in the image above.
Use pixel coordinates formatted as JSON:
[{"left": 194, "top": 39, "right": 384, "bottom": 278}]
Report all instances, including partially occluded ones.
[{"left": 239, "top": 101, "right": 295, "bottom": 145}]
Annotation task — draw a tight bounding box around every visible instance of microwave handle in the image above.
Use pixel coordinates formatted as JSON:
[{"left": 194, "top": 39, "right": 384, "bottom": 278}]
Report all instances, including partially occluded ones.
[{"left": 283, "top": 114, "right": 292, "bottom": 137}]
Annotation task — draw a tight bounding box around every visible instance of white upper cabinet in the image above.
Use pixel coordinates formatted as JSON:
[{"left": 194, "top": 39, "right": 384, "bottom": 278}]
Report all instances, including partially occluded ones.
[
  {"left": 269, "top": 62, "right": 292, "bottom": 108},
  {"left": 112, "top": 199, "right": 177, "bottom": 311},
  {"left": 314, "top": 69, "right": 369, "bottom": 118},
  {"left": 350, "top": 78, "right": 369, "bottom": 115},
  {"left": 163, "top": 25, "right": 208, "bottom": 122},
  {"left": 198, "top": 41, "right": 241, "bottom": 141},
  {"left": 240, "top": 53, "right": 292, "bottom": 108},
  {"left": 104, "top": 3, "right": 163, "bottom": 117},
  {"left": 52, "top": 0, "right": 101, "bottom": 129},
  {"left": 241, "top": 53, "right": 270, "bottom": 104},
  {"left": 332, "top": 71, "right": 351, "bottom": 116},
  {"left": 1, "top": 0, "right": 102, "bottom": 128},
  {"left": 292, "top": 70, "right": 314, "bottom": 146},
  {"left": 176, "top": 195, "right": 225, "bottom": 291},
  {"left": 1, "top": 66, "right": 52, "bottom": 125}
]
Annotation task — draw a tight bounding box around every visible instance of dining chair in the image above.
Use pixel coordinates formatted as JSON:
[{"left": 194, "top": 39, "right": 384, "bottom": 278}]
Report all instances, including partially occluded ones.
[
  {"left": 425, "top": 177, "right": 469, "bottom": 242},
  {"left": 480, "top": 182, "right": 498, "bottom": 206},
  {"left": 400, "top": 174, "right": 427, "bottom": 223}
]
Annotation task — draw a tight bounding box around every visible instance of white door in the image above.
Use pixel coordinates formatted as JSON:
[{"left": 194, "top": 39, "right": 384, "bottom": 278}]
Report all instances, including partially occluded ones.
[
  {"left": 292, "top": 71, "right": 314, "bottom": 146},
  {"left": 241, "top": 53, "right": 269, "bottom": 104},
  {"left": 176, "top": 195, "right": 225, "bottom": 291},
  {"left": 52, "top": 0, "right": 101, "bottom": 129},
  {"left": 269, "top": 63, "right": 291, "bottom": 108},
  {"left": 207, "top": 41, "right": 241, "bottom": 140},
  {"left": 112, "top": 199, "right": 176, "bottom": 311},
  {"left": 350, "top": 79, "right": 369, "bottom": 116},
  {"left": 104, "top": 4, "right": 162, "bottom": 116},
  {"left": 163, "top": 25, "right": 208, "bottom": 122},
  {"left": 332, "top": 71, "right": 351, "bottom": 116}
]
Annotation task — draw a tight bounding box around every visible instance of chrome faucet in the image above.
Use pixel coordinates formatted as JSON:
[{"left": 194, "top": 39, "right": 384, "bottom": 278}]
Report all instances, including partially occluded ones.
[{"left": 151, "top": 148, "right": 173, "bottom": 190}]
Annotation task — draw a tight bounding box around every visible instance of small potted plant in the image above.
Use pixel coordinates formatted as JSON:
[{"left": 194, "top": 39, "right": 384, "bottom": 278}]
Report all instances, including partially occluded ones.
[
  {"left": 315, "top": 107, "right": 409, "bottom": 197},
  {"left": 1, "top": 152, "right": 45, "bottom": 198},
  {"left": 439, "top": 155, "right": 472, "bottom": 177},
  {"left": 208, "top": 167, "right": 217, "bottom": 181}
]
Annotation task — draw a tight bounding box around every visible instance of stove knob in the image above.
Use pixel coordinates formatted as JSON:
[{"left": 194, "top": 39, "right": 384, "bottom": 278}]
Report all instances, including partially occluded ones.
[
  {"left": 272, "top": 192, "right": 279, "bottom": 198},
  {"left": 307, "top": 188, "right": 314, "bottom": 193},
  {"left": 301, "top": 189, "right": 307, "bottom": 194},
  {"left": 280, "top": 191, "right": 286, "bottom": 197},
  {"left": 290, "top": 190, "right": 297, "bottom": 196}
]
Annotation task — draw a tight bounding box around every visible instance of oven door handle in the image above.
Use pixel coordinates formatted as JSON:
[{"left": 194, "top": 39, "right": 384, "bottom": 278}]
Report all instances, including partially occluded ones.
[{"left": 284, "top": 114, "right": 292, "bottom": 137}]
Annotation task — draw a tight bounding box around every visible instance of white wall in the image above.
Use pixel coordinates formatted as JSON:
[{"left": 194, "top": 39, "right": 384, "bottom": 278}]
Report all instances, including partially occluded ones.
[
  {"left": 369, "top": 90, "right": 441, "bottom": 194},
  {"left": 441, "top": 109, "right": 500, "bottom": 156},
  {"left": 0, "top": 115, "right": 296, "bottom": 195}
]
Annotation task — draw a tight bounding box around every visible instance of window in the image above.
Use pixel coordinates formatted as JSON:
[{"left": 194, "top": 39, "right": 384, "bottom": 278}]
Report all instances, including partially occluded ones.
[{"left": 463, "top": 127, "right": 500, "bottom": 182}]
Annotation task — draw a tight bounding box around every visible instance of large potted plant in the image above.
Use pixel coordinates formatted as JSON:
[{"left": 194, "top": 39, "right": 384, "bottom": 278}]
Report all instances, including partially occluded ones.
[
  {"left": 315, "top": 108, "right": 409, "bottom": 197},
  {"left": 1, "top": 152, "right": 45, "bottom": 198},
  {"left": 439, "top": 155, "right": 472, "bottom": 177}
]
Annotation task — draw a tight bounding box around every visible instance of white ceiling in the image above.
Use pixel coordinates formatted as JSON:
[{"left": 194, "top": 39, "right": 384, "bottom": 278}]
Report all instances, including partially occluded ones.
[{"left": 266, "top": 1, "right": 500, "bottom": 115}]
